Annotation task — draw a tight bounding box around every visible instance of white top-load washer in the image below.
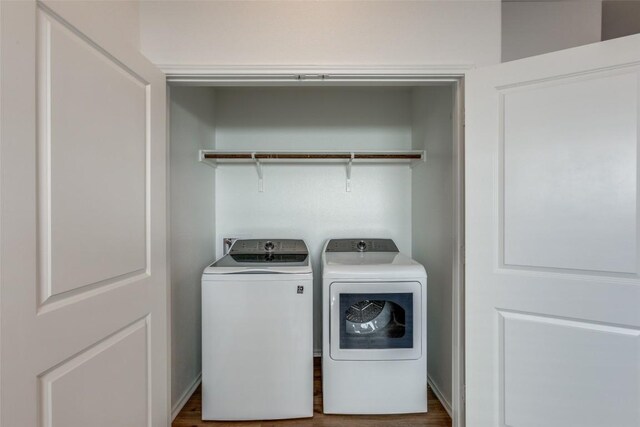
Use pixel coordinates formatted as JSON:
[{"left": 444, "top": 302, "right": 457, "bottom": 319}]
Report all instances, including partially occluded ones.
[
  {"left": 202, "top": 239, "right": 313, "bottom": 421},
  {"left": 322, "top": 238, "right": 427, "bottom": 415}
]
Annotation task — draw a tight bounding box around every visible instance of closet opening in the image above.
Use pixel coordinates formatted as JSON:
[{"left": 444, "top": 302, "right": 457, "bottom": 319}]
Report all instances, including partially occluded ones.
[{"left": 167, "top": 75, "right": 465, "bottom": 425}]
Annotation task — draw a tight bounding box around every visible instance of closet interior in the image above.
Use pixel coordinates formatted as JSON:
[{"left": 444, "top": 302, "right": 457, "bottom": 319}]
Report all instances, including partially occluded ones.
[{"left": 169, "top": 82, "right": 462, "bottom": 413}]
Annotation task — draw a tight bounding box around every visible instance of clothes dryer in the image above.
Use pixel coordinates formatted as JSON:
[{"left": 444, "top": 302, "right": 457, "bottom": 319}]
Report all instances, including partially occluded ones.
[{"left": 321, "top": 238, "right": 427, "bottom": 414}]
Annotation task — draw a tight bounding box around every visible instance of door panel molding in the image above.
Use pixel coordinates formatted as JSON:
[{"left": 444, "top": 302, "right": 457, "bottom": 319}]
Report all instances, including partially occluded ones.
[
  {"left": 37, "top": 271, "right": 150, "bottom": 315},
  {"left": 36, "top": 7, "right": 151, "bottom": 307},
  {"left": 37, "top": 2, "right": 149, "bottom": 86},
  {"left": 38, "top": 316, "right": 151, "bottom": 427},
  {"left": 497, "top": 309, "right": 640, "bottom": 427},
  {"left": 497, "top": 68, "right": 639, "bottom": 277}
]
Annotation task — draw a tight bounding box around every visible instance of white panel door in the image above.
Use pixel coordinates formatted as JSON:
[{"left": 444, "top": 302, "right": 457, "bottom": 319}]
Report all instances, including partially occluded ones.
[
  {"left": 0, "top": 2, "right": 168, "bottom": 426},
  {"left": 466, "top": 35, "right": 640, "bottom": 427}
]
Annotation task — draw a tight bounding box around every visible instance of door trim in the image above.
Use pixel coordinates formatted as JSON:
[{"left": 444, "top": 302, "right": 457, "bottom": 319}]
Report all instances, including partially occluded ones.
[
  {"left": 451, "top": 76, "right": 466, "bottom": 427},
  {"left": 162, "top": 64, "right": 472, "bottom": 84}
]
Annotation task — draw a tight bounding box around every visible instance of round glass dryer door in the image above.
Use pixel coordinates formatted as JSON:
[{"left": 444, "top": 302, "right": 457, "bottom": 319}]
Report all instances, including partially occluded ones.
[{"left": 329, "top": 281, "right": 422, "bottom": 361}]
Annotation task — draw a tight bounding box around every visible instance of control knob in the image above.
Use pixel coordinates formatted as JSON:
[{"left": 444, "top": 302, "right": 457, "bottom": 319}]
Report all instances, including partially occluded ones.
[
  {"left": 356, "top": 240, "right": 367, "bottom": 252},
  {"left": 264, "top": 241, "right": 275, "bottom": 252}
]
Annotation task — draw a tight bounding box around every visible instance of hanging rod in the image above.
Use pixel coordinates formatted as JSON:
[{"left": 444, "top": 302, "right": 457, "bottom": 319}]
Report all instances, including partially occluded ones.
[
  {"left": 199, "top": 150, "right": 426, "bottom": 192},
  {"left": 201, "top": 152, "right": 423, "bottom": 160}
]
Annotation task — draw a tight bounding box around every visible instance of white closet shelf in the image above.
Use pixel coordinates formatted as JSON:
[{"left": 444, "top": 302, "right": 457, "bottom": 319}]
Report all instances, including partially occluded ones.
[{"left": 198, "top": 150, "right": 426, "bottom": 192}]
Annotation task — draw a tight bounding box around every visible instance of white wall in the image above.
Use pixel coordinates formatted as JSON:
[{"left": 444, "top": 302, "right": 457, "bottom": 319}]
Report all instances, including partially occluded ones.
[
  {"left": 169, "top": 87, "right": 217, "bottom": 413},
  {"left": 213, "top": 87, "right": 414, "bottom": 352},
  {"left": 411, "top": 86, "right": 455, "bottom": 411},
  {"left": 214, "top": 87, "right": 412, "bottom": 150},
  {"left": 139, "top": 0, "right": 501, "bottom": 68},
  {"left": 502, "top": 0, "right": 602, "bottom": 62}
]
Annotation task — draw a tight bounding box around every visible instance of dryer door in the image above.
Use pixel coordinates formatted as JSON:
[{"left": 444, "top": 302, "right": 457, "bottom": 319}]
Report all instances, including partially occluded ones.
[{"left": 329, "top": 281, "right": 422, "bottom": 361}]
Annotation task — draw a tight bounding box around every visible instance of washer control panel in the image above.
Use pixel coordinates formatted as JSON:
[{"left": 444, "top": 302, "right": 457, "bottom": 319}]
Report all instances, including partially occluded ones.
[
  {"left": 325, "top": 238, "right": 399, "bottom": 253},
  {"left": 229, "top": 239, "right": 308, "bottom": 255}
]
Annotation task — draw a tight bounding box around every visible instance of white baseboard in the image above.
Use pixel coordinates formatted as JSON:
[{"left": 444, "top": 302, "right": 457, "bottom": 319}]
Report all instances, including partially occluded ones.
[
  {"left": 171, "top": 372, "right": 202, "bottom": 421},
  {"left": 177, "top": 365, "right": 447, "bottom": 421},
  {"left": 428, "top": 375, "right": 453, "bottom": 418}
]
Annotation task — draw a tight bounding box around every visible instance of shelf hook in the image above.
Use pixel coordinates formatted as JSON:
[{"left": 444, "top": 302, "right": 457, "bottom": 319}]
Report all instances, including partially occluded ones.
[
  {"left": 346, "top": 152, "right": 354, "bottom": 192},
  {"left": 252, "top": 153, "right": 264, "bottom": 192}
]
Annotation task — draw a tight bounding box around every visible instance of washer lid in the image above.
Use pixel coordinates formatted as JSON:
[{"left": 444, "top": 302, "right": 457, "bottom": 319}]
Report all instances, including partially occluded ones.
[{"left": 204, "top": 239, "right": 311, "bottom": 274}]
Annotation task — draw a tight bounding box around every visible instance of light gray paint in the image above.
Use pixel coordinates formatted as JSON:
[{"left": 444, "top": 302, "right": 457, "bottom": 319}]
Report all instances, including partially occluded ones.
[
  {"left": 502, "top": 1, "right": 602, "bottom": 62},
  {"left": 411, "top": 86, "right": 455, "bottom": 409},
  {"left": 169, "top": 87, "right": 217, "bottom": 409}
]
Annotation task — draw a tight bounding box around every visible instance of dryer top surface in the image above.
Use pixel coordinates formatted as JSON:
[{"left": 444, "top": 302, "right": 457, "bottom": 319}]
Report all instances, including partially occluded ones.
[{"left": 322, "top": 241, "right": 426, "bottom": 280}]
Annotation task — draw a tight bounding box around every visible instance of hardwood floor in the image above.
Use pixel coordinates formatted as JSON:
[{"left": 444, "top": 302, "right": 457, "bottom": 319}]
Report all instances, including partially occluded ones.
[{"left": 173, "top": 358, "right": 452, "bottom": 427}]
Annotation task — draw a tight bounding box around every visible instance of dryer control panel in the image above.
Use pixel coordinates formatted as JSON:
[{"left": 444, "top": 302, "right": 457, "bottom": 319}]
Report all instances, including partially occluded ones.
[{"left": 325, "top": 239, "right": 399, "bottom": 253}]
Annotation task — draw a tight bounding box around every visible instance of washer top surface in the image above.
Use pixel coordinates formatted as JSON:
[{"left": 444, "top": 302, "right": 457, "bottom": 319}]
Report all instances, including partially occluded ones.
[
  {"left": 204, "top": 239, "right": 312, "bottom": 275},
  {"left": 322, "top": 239, "right": 426, "bottom": 279}
]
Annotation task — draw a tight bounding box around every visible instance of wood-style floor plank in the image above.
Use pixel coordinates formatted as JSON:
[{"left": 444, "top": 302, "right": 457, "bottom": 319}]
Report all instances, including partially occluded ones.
[{"left": 173, "top": 358, "right": 452, "bottom": 427}]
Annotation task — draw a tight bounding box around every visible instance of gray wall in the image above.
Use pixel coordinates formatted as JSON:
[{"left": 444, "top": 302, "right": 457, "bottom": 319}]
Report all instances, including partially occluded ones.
[
  {"left": 602, "top": 0, "right": 640, "bottom": 41},
  {"left": 502, "top": 0, "right": 602, "bottom": 62},
  {"left": 411, "top": 86, "right": 455, "bottom": 412},
  {"left": 502, "top": 0, "right": 640, "bottom": 62},
  {"left": 169, "top": 87, "right": 217, "bottom": 415}
]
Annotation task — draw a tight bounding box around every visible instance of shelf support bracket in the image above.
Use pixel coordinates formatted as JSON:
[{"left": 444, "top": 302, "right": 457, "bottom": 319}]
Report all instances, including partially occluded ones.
[
  {"left": 346, "top": 152, "right": 354, "bottom": 192},
  {"left": 199, "top": 150, "right": 217, "bottom": 169},
  {"left": 409, "top": 150, "right": 427, "bottom": 169},
  {"left": 252, "top": 153, "right": 264, "bottom": 192}
]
